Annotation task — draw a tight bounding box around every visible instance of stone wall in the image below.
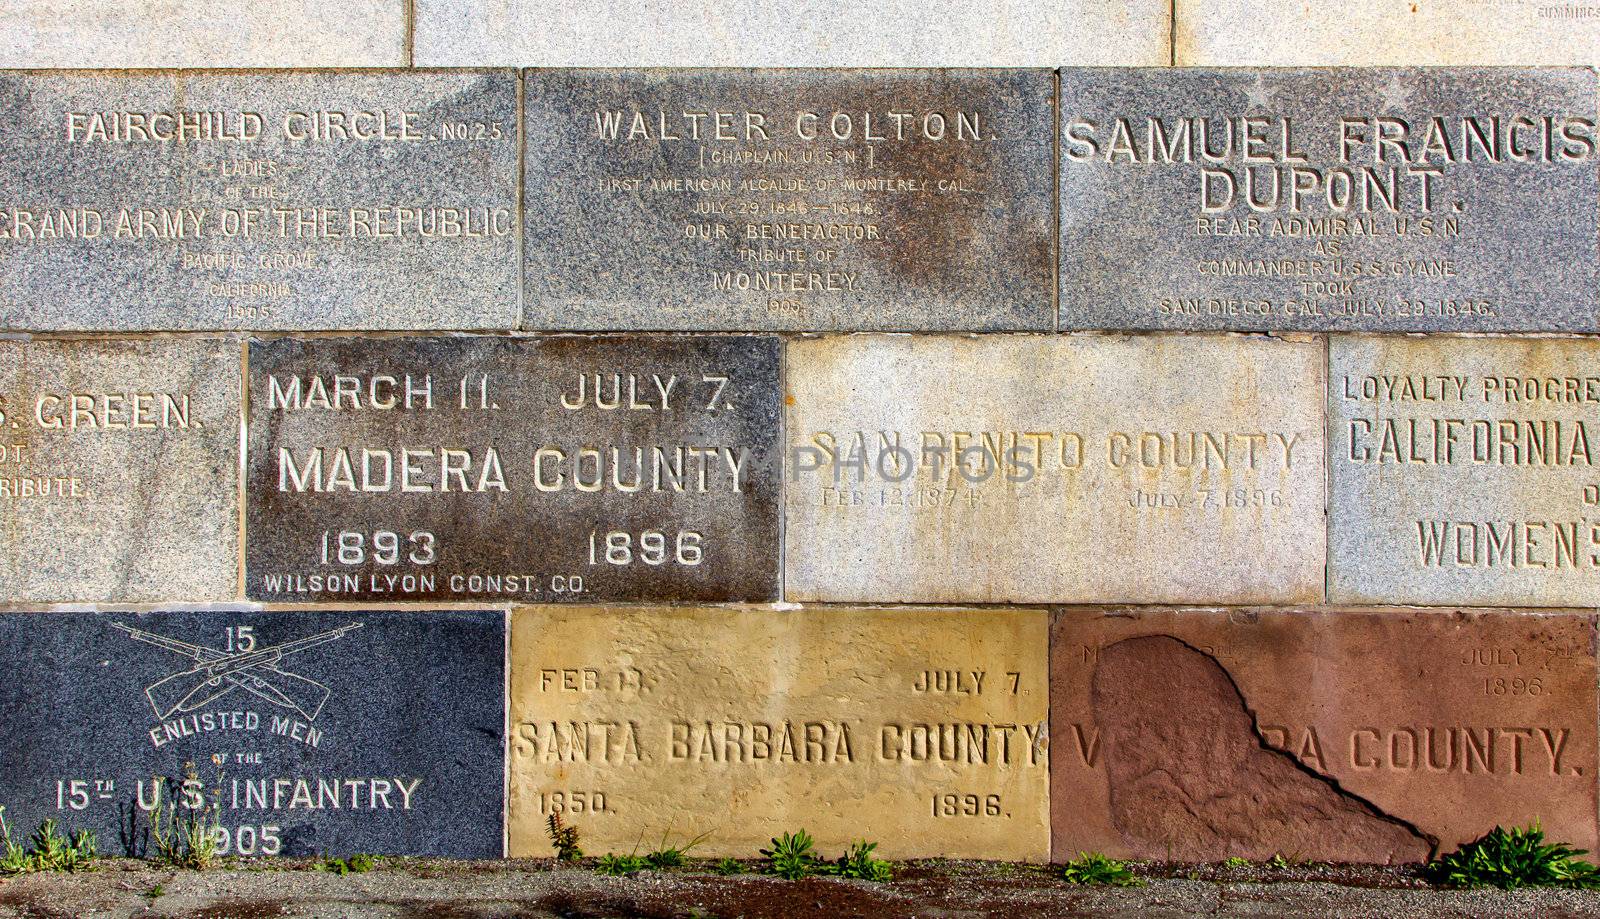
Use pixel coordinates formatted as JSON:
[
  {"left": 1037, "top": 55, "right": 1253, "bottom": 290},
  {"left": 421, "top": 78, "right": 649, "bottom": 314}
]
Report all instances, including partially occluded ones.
[{"left": 0, "top": 0, "right": 1595, "bottom": 865}]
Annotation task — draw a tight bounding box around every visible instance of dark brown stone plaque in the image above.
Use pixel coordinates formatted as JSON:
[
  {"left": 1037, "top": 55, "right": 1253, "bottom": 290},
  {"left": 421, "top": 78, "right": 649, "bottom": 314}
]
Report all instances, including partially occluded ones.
[{"left": 246, "top": 335, "right": 779, "bottom": 602}]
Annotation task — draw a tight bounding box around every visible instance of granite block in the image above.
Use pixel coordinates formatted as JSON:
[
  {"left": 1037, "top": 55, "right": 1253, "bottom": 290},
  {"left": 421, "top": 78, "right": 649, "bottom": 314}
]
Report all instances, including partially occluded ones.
[
  {"left": 417, "top": 0, "right": 1170, "bottom": 67},
  {"left": 246, "top": 335, "right": 780, "bottom": 603},
  {"left": 523, "top": 69, "right": 1054, "bottom": 331},
  {"left": 783, "top": 334, "right": 1325, "bottom": 604},
  {"left": 1177, "top": 0, "right": 1600, "bottom": 66},
  {"left": 508, "top": 605, "right": 1050, "bottom": 860},
  {"left": 0, "top": 609, "right": 505, "bottom": 858},
  {"left": 0, "top": 0, "right": 405, "bottom": 68},
  {"left": 0, "top": 338, "right": 239, "bottom": 603},
  {"left": 0, "top": 71, "right": 518, "bottom": 331},
  {"left": 1051, "top": 607, "right": 1599, "bottom": 861},
  {"left": 1330, "top": 335, "right": 1600, "bottom": 606},
  {"left": 1059, "top": 68, "right": 1600, "bottom": 331}
]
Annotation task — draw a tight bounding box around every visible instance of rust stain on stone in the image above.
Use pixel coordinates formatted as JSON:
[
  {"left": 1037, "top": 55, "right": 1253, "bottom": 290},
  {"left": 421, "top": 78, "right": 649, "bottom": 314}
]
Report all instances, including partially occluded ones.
[
  {"left": 862, "top": 74, "right": 1053, "bottom": 299},
  {"left": 1090, "top": 635, "right": 1434, "bottom": 863}
]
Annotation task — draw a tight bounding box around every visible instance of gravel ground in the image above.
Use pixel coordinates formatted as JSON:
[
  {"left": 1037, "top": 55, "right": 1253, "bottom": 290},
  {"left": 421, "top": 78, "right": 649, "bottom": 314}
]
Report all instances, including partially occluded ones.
[{"left": 2, "top": 858, "right": 1600, "bottom": 919}]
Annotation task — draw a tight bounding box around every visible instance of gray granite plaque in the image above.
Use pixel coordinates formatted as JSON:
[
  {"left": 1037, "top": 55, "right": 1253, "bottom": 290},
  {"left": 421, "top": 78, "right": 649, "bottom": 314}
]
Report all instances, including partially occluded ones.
[
  {"left": 1059, "top": 68, "right": 1600, "bottom": 331},
  {"left": 246, "top": 335, "right": 780, "bottom": 602},
  {"left": 0, "top": 71, "right": 518, "bottom": 331},
  {"left": 0, "top": 609, "right": 504, "bottom": 858},
  {"left": 1329, "top": 335, "right": 1600, "bottom": 606},
  {"left": 0, "top": 338, "right": 239, "bottom": 603},
  {"left": 523, "top": 69, "right": 1054, "bottom": 331}
]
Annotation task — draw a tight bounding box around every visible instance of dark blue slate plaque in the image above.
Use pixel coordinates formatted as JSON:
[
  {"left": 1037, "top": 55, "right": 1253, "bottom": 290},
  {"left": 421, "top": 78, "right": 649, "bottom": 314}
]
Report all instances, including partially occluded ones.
[{"left": 0, "top": 609, "right": 504, "bottom": 858}]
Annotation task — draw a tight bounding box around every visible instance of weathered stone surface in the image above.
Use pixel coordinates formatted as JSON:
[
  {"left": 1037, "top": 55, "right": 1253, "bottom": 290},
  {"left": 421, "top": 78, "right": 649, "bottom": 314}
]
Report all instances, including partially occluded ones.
[
  {"left": 0, "top": 71, "right": 518, "bottom": 331},
  {"left": 418, "top": 1, "right": 1170, "bottom": 67},
  {"left": 0, "top": 338, "right": 238, "bottom": 602},
  {"left": 1051, "top": 607, "right": 1599, "bottom": 862},
  {"left": 1059, "top": 68, "right": 1600, "bottom": 331},
  {"left": 522, "top": 70, "right": 1054, "bottom": 331},
  {"left": 246, "top": 335, "right": 779, "bottom": 602},
  {"left": 0, "top": 0, "right": 406, "bottom": 67},
  {"left": 1091, "top": 635, "right": 1430, "bottom": 861},
  {"left": 1177, "top": 0, "right": 1600, "bottom": 66},
  {"left": 1330, "top": 336, "right": 1600, "bottom": 605},
  {"left": 0, "top": 609, "right": 504, "bottom": 858},
  {"left": 783, "top": 334, "right": 1324, "bottom": 604},
  {"left": 508, "top": 605, "right": 1049, "bottom": 860}
]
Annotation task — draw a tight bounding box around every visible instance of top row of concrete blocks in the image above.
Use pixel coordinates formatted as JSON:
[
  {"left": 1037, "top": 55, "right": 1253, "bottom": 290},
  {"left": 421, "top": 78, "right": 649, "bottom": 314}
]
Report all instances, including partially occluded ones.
[
  {"left": 1, "top": 0, "right": 1168, "bottom": 68},
  {"left": 1176, "top": 0, "right": 1600, "bottom": 67},
  {"left": 4, "top": 0, "right": 1594, "bottom": 68}
]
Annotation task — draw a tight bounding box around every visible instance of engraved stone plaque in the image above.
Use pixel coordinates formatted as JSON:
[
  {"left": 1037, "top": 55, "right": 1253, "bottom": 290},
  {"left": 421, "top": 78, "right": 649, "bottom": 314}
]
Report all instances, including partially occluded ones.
[
  {"left": 1051, "top": 607, "right": 1598, "bottom": 861},
  {"left": 1059, "top": 68, "right": 1600, "bottom": 331},
  {"left": 0, "top": 1, "right": 406, "bottom": 68},
  {"left": 0, "top": 609, "right": 504, "bottom": 858},
  {"left": 0, "top": 338, "right": 238, "bottom": 602},
  {"left": 246, "top": 335, "right": 779, "bottom": 602},
  {"left": 508, "top": 605, "right": 1050, "bottom": 860},
  {"left": 1177, "top": 0, "right": 1600, "bottom": 66},
  {"left": 784, "top": 334, "right": 1325, "bottom": 604},
  {"left": 1330, "top": 335, "right": 1600, "bottom": 606},
  {"left": 0, "top": 71, "right": 518, "bottom": 331},
  {"left": 418, "top": 0, "right": 1170, "bottom": 68},
  {"left": 523, "top": 69, "right": 1054, "bottom": 331}
]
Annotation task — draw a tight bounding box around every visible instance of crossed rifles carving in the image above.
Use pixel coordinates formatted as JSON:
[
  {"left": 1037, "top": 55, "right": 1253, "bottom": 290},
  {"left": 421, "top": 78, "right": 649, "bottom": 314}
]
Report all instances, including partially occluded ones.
[{"left": 112, "top": 621, "right": 363, "bottom": 723}]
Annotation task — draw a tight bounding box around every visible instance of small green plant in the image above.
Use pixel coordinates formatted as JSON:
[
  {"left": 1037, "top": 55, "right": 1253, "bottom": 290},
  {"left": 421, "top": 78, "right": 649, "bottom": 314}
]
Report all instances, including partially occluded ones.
[
  {"left": 595, "top": 852, "right": 648, "bottom": 876},
  {"left": 0, "top": 808, "right": 27, "bottom": 874},
  {"left": 762, "top": 829, "right": 822, "bottom": 880},
  {"left": 317, "top": 853, "right": 376, "bottom": 876},
  {"left": 1427, "top": 822, "right": 1600, "bottom": 890},
  {"left": 645, "top": 847, "right": 685, "bottom": 869},
  {"left": 546, "top": 812, "right": 582, "bottom": 862},
  {"left": 35, "top": 819, "right": 96, "bottom": 872},
  {"left": 712, "top": 857, "right": 744, "bottom": 875},
  {"left": 753, "top": 833, "right": 893, "bottom": 883},
  {"left": 149, "top": 764, "right": 222, "bottom": 870},
  {"left": 832, "top": 840, "right": 892, "bottom": 882},
  {"left": 0, "top": 809, "right": 97, "bottom": 874},
  {"left": 146, "top": 883, "right": 165, "bottom": 901},
  {"left": 1223, "top": 856, "right": 1251, "bottom": 869},
  {"left": 1060, "top": 852, "right": 1141, "bottom": 887},
  {"left": 1267, "top": 853, "right": 1292, "bottom": 870},
  {"left": 645, "top": 830, "right": 709, "bottom": 870}
]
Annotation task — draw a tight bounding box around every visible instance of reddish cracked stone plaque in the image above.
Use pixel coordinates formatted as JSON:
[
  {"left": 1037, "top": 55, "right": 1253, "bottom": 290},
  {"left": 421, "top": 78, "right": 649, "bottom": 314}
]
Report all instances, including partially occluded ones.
[{"left": 1050, "top": 607, "right": 1598, "bottom": 863}]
